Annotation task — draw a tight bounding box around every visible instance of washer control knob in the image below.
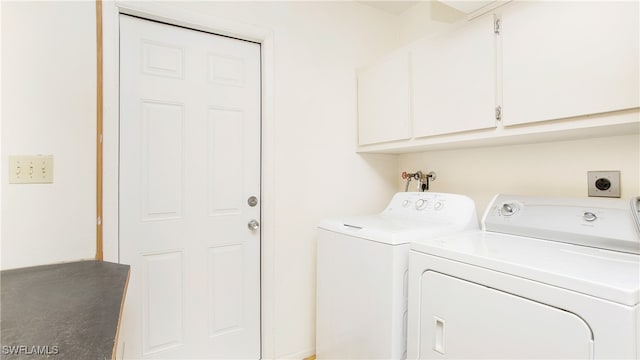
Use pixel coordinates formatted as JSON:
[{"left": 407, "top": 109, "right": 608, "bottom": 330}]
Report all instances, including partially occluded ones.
[
  {"left": 583, "top": 211, "right": 597, "bottom": 222},
  {"left": 500, "top": 203, "right": 517, "bottom": 216},
  {"left": 434, "top": 202, "right": 444, "bottom": 210},
  {"left": 402, "top": 200, "right": 410, "bottom": 208},
  {"left": 415, "top": 199, "right": 428, "bottom": 210}
]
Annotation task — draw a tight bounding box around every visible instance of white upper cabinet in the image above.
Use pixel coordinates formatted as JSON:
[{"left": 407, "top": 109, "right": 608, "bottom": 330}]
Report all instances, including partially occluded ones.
[
  {"left": 501, "top": 1, "right": 640, "bottom": 126},
  {"left": 357, "top": 49, "right": 411, "bottom": 145},
  {"left": 356, "top": 1, "right": 639, "bottom": 153},
  {"left": 412, "top": 14, "right": 497, "bottom": 137}
]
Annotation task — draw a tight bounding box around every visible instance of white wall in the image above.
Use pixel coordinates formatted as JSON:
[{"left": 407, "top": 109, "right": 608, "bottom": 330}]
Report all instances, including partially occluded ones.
[
  {"left": 0, "top": 0, "right": 3, "bottom": 270},
  {"left": 1, "top": 1, "right": 97, "bottom": 270},
  {"left": 398, "top": 135, "right": 640, "bottom": 216}
]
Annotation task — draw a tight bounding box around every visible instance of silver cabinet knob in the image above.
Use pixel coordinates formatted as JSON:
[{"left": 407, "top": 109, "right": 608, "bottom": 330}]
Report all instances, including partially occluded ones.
[{"left": 248, "top": 219, "right": 260, "bottom": 231}]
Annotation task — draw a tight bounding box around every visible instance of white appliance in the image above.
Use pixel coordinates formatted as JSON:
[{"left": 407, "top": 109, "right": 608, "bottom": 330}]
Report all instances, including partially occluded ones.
[
  {"left": 316, "top": 192, "right": 478, "bottom": 359},
  {"left": 407, "top": 194, "right": 640, "bottom": 359}
]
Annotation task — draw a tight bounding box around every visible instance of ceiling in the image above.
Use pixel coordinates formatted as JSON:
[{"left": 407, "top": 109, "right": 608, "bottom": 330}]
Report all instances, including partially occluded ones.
[{"left": 358, "top": 1, "right": 421, "bottom": 15}]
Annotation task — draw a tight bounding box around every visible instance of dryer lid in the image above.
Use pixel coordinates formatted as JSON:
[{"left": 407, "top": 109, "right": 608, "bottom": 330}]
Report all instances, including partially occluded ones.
[{"left": 411, "top": 231, "right": 640, "bottom": 306}]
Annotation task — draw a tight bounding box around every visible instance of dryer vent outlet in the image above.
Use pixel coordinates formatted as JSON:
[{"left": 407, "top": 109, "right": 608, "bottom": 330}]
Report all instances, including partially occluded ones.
[{"left": 587, "top": 171, "right": 620, "bottom": 198}]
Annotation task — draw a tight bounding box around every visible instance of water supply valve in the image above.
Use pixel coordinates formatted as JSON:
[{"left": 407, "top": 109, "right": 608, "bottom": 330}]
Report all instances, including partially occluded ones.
[{"left": 402, "top": 170, "right": 436, "bottom": 192}]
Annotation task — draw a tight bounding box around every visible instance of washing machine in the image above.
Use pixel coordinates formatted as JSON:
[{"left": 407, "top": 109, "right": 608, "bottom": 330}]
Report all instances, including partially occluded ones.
[
  {"left": 407, "top": 194, "right": 640, "bottom": 359},
  {"left": 316, "top": 192, "right": 478, "bottom": 359}
]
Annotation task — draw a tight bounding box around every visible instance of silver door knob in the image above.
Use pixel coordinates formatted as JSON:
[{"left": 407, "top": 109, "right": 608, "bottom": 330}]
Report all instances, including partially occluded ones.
[{"left": 248, "top": 219, "right": 260, "bottom": 231}]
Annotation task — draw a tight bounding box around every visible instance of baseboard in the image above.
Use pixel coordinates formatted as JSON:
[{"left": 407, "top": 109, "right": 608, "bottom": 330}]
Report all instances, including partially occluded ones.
[{"left": 273, "top": 347, "right": 315, "bottom": 360}]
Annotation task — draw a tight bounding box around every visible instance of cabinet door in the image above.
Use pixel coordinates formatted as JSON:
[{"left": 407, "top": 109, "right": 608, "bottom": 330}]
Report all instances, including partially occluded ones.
[
  {"left": 412, "top": 14, "right": 496, "bottom": 138},
  {"left": 358, "top": 49, "right": 411, "bottom": 145},
  {"left": 502, "top": 1, "right": 640, "bottom": 126}
]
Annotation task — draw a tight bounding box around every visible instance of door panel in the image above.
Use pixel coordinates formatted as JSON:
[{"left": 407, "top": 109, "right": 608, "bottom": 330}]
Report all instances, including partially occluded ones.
[
  {"left": 142, "top": 251, "right": 184, "bottom": 354},
  {"left": 119, "top": 15, "right": 261, "bottom": 359},
  {"left": 141, "top": 101, "right": 184, "bottom": 219},
  {"left": 208, "top": 107, "right": 244, "bottom": 216},
  {"left": 208, "top": 244, "right": 244, "bottom": 335}
]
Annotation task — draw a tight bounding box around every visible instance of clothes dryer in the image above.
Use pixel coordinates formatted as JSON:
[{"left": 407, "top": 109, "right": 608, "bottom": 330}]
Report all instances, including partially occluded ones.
[
  {"left": 407, "top": 194, "right": 640, "bottom": 359},
  {"left": 316, "top": 192, "right": 478, "bottom": 359}
]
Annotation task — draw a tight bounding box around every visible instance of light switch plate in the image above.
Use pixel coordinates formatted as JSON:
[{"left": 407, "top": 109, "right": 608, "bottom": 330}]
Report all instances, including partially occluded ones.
[
  {"left": 8, "top": 155, "right": 54, "bottom": 184},
  {"left": 587, "top": 171, "right": 620, "bottom": 198}
]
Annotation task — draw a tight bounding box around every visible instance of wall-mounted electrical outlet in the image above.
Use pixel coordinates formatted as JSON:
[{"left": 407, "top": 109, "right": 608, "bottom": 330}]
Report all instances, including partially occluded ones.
[
  {"left": 587, "top": 171, "right": 620, "bottom": 198},
  {"left": 8, "top": 155, "right": 54, "bottom": 184}
]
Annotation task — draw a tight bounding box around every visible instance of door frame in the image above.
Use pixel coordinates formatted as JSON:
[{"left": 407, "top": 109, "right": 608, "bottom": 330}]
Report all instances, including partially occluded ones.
[{"left": 101, "top": 2, "right": 276, "bottom": 358}]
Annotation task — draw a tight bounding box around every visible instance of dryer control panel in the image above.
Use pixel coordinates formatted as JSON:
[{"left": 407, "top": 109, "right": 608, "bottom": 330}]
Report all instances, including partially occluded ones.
[{"left": 484, "top": 194, "right": 640, "bottom": 254}]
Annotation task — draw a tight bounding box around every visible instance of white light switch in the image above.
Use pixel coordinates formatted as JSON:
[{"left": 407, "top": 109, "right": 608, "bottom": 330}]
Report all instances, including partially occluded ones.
[{"left": 9, "top": 155, "right": 54, "bottom": 184}]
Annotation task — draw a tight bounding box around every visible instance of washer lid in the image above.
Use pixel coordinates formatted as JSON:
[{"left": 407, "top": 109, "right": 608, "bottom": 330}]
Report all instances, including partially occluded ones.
[
  {"left": 317, "top": 192, "right": 479, "bottom": 245},
  {"left": 411, "top": 231, "right": 640, "bottom": 306},
  {"left": 318, "top": 214, "right": 461, "bottom": 245}
]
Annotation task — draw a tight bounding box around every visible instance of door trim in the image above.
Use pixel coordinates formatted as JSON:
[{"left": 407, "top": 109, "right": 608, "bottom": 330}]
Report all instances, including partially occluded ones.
[
  {"left": 95, "top": 0, "right": 103, "bottom": 261},
  {"left": 101, "top": 2, "right": 276, "bottom": 357}
]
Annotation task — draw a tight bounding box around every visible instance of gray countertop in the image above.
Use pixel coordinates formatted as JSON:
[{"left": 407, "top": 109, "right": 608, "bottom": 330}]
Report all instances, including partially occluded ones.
[{"left": 1, "top": 260, "right": 130, "bottom": 360}]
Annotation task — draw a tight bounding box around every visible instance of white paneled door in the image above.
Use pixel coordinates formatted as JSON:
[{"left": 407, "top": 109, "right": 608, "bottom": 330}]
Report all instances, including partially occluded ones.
[{"left": 119, "top": 15, "right": 261, "bottom": 359}]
